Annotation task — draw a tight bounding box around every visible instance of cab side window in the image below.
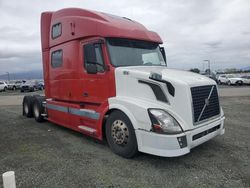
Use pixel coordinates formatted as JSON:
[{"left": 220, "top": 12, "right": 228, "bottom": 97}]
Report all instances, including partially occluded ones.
[
  {"left": 51, "top": 50, "right": 63, "bottom": 68},
  {"left": 52, "top": 23, "right": 62, "bottom": 39},
  {"left": 84, "top": 43, "right": 104, "bottom": 73}
]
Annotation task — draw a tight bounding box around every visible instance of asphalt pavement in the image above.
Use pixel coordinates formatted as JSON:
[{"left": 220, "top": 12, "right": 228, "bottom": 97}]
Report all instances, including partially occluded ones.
[{"left": 0, "top": 87, "right": 249, "bottom": 188}]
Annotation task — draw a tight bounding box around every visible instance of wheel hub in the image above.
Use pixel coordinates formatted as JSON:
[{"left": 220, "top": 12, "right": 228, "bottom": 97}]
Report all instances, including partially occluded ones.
[{"left": 111, "top": 120, "right": 129, "bottom": 145}]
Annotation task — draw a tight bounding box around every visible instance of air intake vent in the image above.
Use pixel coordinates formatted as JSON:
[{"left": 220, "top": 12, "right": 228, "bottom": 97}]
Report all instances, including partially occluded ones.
[
  {"left": 192, "top": 125, "right": 220, "bottom": 141},
  {"left": 191, "top": 85, "right": 220, "bottom": 124}
]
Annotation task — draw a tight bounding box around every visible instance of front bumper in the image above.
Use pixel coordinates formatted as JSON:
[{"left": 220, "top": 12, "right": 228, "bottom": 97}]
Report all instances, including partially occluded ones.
[{"left": 135, "top": 116, "right": 225, "bottom": 157}]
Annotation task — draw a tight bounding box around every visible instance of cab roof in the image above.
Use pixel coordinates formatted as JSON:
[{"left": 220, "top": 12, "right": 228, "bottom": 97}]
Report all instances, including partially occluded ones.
[{"left": 41, "top": 8, "right": 162, "bottom": 50}]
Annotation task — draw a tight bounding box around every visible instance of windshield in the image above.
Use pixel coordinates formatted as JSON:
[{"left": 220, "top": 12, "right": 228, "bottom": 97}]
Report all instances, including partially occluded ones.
[{"left": 107, "top": 38, "right": 166, "bottom": 67}]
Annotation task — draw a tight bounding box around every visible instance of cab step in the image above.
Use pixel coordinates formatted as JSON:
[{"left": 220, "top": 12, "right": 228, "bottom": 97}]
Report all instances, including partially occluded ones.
[{"left": 78, "top": 125, "right": 96, "bottom": 134}]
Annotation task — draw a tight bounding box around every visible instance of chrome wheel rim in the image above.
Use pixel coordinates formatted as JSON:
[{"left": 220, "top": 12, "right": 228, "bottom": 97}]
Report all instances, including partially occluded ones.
[{"left": 111, "top": 120, "right": 129, "bottom": 145}]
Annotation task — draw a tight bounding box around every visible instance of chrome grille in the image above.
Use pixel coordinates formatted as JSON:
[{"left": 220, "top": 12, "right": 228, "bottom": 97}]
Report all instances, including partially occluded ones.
[{"left": 191, "top": 85, "right": 220, "bottom": 124}]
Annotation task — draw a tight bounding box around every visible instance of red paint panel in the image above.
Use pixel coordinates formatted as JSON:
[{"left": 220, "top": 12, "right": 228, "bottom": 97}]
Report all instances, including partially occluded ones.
[
  {"left": 46, "top": 100, "right": 71, "bottom": 129},
  {"left": 46, "top": 99, "right": 108, "bottom": 139},
  {"left": 49, "top": 40, "right": 81, "bottom": 101},
  {"left": 41, "top": 12, "right": 52, "bottom": 51},
  {"left": 49, "top": 8, "right": 162, "bottom": 48}
]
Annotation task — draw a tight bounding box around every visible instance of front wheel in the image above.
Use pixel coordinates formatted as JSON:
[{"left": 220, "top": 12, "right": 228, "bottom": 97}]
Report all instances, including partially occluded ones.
[{"left": 106, "top": 111, "right": 138, "bottom": 158}]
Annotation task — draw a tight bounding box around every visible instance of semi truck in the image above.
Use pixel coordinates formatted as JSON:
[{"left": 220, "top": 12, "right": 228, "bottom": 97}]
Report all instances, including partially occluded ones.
[{"left": 22, "top": 8, "right": 225, "bottom": 158}]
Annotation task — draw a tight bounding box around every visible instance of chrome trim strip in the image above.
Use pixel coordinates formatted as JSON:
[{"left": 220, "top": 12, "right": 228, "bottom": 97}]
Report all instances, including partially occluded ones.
[
  {"left": 46, "top": 103, "right": 68, "bottom": 113},
  {"left": 46, "top": 103, "right": 100, "bottom": 120},
  {"left": 69, "top": 108, "right": 100, "bottom": 120}
]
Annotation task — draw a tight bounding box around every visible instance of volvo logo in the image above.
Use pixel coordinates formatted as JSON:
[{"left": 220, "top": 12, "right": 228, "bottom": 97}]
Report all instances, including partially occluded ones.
[{"left": 205, "top": 98, "right": 210, "bottom": 106}]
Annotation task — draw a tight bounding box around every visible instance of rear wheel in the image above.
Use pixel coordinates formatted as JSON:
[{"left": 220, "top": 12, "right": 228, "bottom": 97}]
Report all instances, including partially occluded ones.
[
  {"left": 23, "top": 96, "right": 34, "bottom": 117},
  {"left": 106, "top": 111, "right": 138, "bottom": 158},
  {"left": 33, "top": 96, "right": 45, "bottom": 122}
]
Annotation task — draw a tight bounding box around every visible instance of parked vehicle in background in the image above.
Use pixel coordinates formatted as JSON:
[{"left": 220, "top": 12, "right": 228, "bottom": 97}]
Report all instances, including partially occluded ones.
[
  {"left": 7, "top": 80, "right": 25, "bottom": 90},
  {"left": 203, "top": 72, "right": 217, "bottom": 83},
  {"left": 34, "top": 81, "right": 45, "bottom": 90},
  {"left": 241, "top": 76, "right": 250, "bottom": 85},
  {"left": 0, "top": 81, "right": 8, "bottom": 91},
  {"left": 20, "top": 80, "right": 36, "bottom": 92},
  {"left": 218, "top": 74, "right": 243, "bottom": 85}
]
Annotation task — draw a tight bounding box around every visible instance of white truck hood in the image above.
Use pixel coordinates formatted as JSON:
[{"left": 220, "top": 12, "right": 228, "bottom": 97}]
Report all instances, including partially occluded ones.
[
  {"left": 114, "top": 66, "right": 219, "bottom": 130},
  {"left": 116, "top": 66, "right": 215, "bottom": 86}
]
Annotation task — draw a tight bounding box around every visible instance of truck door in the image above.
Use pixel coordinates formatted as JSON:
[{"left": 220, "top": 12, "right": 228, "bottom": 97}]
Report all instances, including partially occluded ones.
[{"left": 80, "top": 40, "right": 111, "bottom": 105}]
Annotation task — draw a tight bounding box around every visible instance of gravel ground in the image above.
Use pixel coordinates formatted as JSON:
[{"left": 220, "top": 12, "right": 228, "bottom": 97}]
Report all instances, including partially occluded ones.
[{"left": 0, "top": 93, "right": 250, "bottom": 187}]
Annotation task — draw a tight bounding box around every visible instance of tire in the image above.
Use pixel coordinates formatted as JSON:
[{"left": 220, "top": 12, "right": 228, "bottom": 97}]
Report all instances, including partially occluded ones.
[
  {"left": 237, "top": 81, "right": 243, "bottom": 86},
  {"left": 105, "top": 111, "right": 138, "bottom": 158},
  {"left": 4, "top": 87, "right": 7, "bottom": 91},
  {"left": 21, "top": 89, "right": 24, "bottom": 93},
  {"left": 227, "top": 81, "right": 231, "bottom": 86},
  {"left": 33, "top": 96, "right": 45, "bottom": 122},
  {"left": 29, "top": 87, "right": 34, "bottom": 92},
  {"left": 22, "top": 96, "right": 34, "bottom": 118},
  {"left": 13, "top": 86, "right": 16, "bottom": 91},
  {"left": 218, "top": 80, "right": 221, "bottom": 85}
]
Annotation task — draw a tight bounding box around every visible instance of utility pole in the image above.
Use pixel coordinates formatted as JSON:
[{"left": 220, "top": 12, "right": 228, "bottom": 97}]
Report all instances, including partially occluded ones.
[
  {"left": 6, "top": 72, "right": 10, "bottom": 82},
  {"left": 203, "top": 60, "right": 210, "bottom": 75}
]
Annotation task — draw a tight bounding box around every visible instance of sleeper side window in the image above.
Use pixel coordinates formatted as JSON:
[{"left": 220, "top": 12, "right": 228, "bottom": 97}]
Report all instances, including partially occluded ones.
[
  {"left": 52, "top": 23, "right": 62, "bottom": 39},
  {"left": 51, "top": 50, "right": 63, "bottom": 68},
  {"left": 84, "top": 43, "right": 105, "bottom": 73}
]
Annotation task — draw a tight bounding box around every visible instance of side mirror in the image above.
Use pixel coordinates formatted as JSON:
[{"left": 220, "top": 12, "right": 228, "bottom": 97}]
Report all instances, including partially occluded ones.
[
  {"left": 160, "top": 47, "right": 167, "bottom": 66},
  {"left": 86, "top": 63, "right": 97, "bottom": 74}
]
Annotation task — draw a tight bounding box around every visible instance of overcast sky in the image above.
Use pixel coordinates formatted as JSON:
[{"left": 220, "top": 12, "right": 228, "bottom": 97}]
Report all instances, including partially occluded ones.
[{"left": 0, "top": 0, "right": 249, "bottom": 75}]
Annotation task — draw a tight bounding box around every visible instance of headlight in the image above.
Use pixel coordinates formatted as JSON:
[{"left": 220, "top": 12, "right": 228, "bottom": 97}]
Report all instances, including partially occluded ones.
[{"left": 148, "top": 109, "right": 183, "bottom": 134}]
